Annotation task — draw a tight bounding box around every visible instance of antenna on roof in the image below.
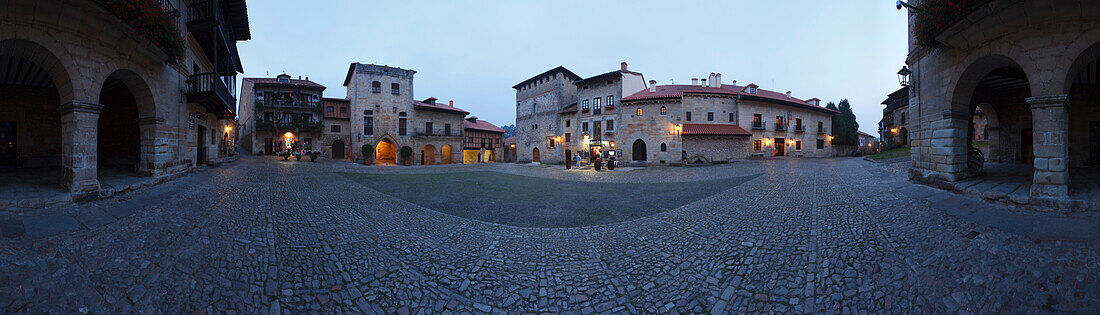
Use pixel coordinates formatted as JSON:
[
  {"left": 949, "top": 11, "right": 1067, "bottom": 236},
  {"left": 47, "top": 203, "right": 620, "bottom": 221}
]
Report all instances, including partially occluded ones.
[{"left": 669, "top": 78, "right": 674, "bottom": 84}]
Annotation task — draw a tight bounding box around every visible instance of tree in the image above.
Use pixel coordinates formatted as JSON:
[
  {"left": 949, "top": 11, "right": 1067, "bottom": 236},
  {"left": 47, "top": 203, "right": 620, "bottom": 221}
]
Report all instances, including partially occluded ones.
[
  {"left": 828, "top": 99, "right": 859, "bottom": 145},
  {"left": 500, "top": 124, "right": 516, "bottom": 138}
]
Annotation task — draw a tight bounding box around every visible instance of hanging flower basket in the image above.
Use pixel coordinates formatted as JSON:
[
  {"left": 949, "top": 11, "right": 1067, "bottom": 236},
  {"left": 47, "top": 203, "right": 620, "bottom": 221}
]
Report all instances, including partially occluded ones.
[
  {"left": 914, "top": 0, "right": 993, "bottom": 47},
  {"left": 103, "top": 0, "right": 185, "bottom": 64}
]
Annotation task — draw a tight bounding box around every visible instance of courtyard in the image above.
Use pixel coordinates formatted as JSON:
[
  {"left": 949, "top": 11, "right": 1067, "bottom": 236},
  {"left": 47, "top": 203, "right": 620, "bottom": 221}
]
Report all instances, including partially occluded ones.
[{"left": 0, "top": 155, "right": 1097, "bottom": 313}]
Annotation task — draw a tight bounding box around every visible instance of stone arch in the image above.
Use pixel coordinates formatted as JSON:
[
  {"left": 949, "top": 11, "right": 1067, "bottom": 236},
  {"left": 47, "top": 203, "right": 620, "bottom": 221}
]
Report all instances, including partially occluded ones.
[
  {"left": 441, "top": 144, "right": 453, "bottom": 164},
  {"left": 421, "top": 144, "right": 437, "bottom": 165},
  {"left": 331, "top": 140, "right": 346, "bottom": 159},
  {"left": 0, "top": 39, "right": 75, "bottom": 102},
  {"left": 376, "top": 137, "right": 396, "bottom": 165},
  {"left": 947, "top": 55, "right": 1034, "bottom": 175},
  {"left": 1065, "top": 40, "right": 1100, "bottom": 168},
  {"left": 97, "top": 70, "right": 147, "bottom": 176},
  {"left": 632, "top": 139, "right": 647, "bottom": 161},
  {"left": 101, "top": 69, "right": 160, "bottom": 174},
  {"left": 532, "top": 147, "right": 540, "bottom": 163}
]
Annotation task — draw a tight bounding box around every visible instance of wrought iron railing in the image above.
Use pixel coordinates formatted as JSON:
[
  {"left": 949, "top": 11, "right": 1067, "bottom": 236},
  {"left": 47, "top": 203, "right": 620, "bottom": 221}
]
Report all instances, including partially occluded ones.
[
  {"left": 413, "top": 128, "right": 463, "bottom": 137},
  {"left": 256, "top": 120, "right": 323, "bottom": 132},
  {"left": 752, "top": 121, "right": 765, "bottom": 130}
]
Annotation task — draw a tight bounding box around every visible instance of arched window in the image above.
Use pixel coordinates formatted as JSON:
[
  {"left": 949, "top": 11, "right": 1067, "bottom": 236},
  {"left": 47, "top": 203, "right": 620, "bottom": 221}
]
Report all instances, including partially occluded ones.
[
  {"left": 533, "top": 102, "right": 538, "bottom": 113},
  {"left": 391, "top": 83, "right": 400, "bottom": 95},
  {"left": 364, "top": 110, "right": 373, "bottom": 115},
  {"left": 371, "top": 81, "right": 381, "bottom": 93},
  {"left": 660, "top": 143, "right": 667, "bottom": 152},
  {"left": 636, "top": 108, "right": 642, "bottom": 116},
  {"left": 398, "top": 112, "right": 407, "bottom": 117},
  {"left": 660, "top": 106, "right": 667, "bottom": 115}
]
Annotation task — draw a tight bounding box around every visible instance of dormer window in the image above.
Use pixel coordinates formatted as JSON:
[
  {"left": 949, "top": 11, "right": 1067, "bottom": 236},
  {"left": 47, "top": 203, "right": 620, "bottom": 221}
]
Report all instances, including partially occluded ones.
[
  {"left": 277, "top": 76, "right": 289, "bottom": 83},
  {"left": 748, "top": 87, "right": 758, "bottom": 94}
]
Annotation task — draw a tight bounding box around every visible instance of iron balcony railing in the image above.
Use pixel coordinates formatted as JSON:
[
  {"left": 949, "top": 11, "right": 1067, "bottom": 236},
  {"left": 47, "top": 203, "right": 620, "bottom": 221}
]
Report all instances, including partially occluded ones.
[
  {"left": 256, "top": 120, "right": 323, "bottom": 132},
  {"left": 775, "top": 122, "right": 787, "bottom": 131},
  {"left": 413, "top": 128, "right": 463, "bottom": 137},
  {"left": 256, "top": 99, "right": 321, "bottom": 110},
  {"left": 185, "top": 72, "right": 234, "bottom": 118}
]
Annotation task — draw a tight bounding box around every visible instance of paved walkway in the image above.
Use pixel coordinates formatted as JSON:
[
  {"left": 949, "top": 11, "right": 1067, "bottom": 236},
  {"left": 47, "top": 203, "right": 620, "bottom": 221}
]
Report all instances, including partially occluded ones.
[{"left": 0, "top": 156, "right": 1097, "bottom": 313}]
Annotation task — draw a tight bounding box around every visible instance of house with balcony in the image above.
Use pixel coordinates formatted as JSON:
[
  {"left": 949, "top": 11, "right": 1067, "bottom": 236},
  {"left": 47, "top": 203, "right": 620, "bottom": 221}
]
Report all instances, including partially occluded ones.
[
  {"left": 0, "top": 0, "right": 250, "bottom": 202},
  {"left": 462, "top": 117, "right": 506, "bottom": 163},
  {"left": 878, "top": 87, "right": 909, "bottom": 148},
  {"left": 238, "top": 74, "right": 326, "bottom": 155}
]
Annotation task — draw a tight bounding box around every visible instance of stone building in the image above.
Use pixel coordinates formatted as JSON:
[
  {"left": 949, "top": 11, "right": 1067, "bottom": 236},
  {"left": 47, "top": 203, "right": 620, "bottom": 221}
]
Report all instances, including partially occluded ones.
[
  {"left": 238, "top": 74, "right": 325, "bottom": 155},
  {"left": 879, "top": 87, "right": 910, "bottom": 147},
  {"left": 462, "top": 117, "right": 506, "bottom": 163},
  {"left": 514, "top": 63, "right": 837, "bottom": 166},
  {"left": 0, "top": 0, "right": 249, "bottom": 200},
  {"left": 343, "top": 63, "right": 467, "bottom": 165},
  {"left": 513, "top": 66, "right": 580, "bottom": 163},
  {"left": 903, "top": 0, "right": 1100, "bottom": 207},
  {"left": 321, "top": 98, "right": 351, "bottom": 159}
]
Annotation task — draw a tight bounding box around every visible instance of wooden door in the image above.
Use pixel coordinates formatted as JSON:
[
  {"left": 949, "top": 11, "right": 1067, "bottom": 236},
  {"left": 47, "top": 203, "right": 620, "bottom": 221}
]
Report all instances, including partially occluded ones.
[
  {"left": 775, "top": 138, "right": 785, "bottom": 156},
  {"left": 332, "top": 140, "right": 345, "bottom": 159},
  {"left": 532, "top": 147, "right": 540, "bottom": 162}
]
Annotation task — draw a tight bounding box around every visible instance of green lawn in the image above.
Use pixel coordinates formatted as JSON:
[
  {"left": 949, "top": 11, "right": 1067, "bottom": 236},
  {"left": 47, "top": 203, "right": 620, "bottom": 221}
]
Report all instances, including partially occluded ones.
[
  {"left": 868, "top": 146, "right": 910, "bottom": 161},
  {"left": 342, "top": 171, "right": 758, "bottom": 228}
]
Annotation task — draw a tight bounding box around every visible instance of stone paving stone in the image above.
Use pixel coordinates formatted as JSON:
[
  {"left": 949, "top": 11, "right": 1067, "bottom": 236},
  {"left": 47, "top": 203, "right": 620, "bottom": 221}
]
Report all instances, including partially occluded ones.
[
  {"left": 22, "top": 214, "right": 81, "bottom": 238},
  {"left": 0, "top": 219, "right": 24, "bottom": 238},
  {"left": 74, "top": 207, "right": 115, "bottom": 228},
  {"left": 0, "top": 156, "right": 1096, "bottom": 313}
]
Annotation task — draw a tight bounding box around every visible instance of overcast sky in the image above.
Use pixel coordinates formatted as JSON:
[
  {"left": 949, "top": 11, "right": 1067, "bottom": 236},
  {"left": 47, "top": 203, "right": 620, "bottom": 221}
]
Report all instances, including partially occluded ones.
[{"left": 237, "top": 0, "right": 909, "bottom": 136}]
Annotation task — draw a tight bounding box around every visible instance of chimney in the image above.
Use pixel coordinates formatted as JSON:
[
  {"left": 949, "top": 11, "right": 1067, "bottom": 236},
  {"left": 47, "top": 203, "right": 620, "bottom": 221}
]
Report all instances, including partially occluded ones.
[
  {"left": 298, "top": 76, "right": 301, "bottom": 80},
  {"left": 701, "top": 78, "right": 707, "bottom": 87},
  {"left": 305, "top": 76, "right": 309, "bottom": 81},
  {"left": 449, "top": 100, "right": 454, "bottom": 107},
  {"left": 732, "top": 80, "right": 737, "bottom": 86},
  {"left": 648, "top": 80, "right": 656, "bottom": 92},
  {"left": 715, "top": 73, "right": 722, "bottom": 87},
  {"left": 708, "top": 73, "right": 716, "bottom": 87},
  {"left": 621, "top": 62, "right": 628, "bottom": 71},
  {"left": 691, "top": 78, "right": 698, "bottom": 86},
  {"left": 786, "top": 91, "right": 792, "bottom": 97}
]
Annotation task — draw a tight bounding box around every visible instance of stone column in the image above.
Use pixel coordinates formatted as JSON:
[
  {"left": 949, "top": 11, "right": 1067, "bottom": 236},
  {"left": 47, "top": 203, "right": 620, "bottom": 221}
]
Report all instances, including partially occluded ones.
[
  {"left": 1027, "top": 94, "right": 1069, "bottom": 199},
  {"left": 929, "top": 110, "right": 970, "bottom": 181},
  {"left": 138, "top": 116, "right": 165, "bottom": 176},
  {"left": 58, "top": 101, "right": 103, "bottom": 196}
]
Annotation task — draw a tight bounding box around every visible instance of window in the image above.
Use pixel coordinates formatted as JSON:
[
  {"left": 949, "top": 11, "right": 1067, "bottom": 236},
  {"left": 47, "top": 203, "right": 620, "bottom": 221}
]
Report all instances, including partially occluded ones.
[
  {"left": 900, "top": 112, "right": 907, "bottom": 124},
  {"left": 795, "top": 118, "right": 803, "bottom": 131},
  {"left": 754, "top": 140, "right": 762, "bottom": 151},
  {"left": 327, "top": 106, "right": 335, "bottom": 112},
  {"left": 565, "top": 120, "right": 570, "bottom": 128},
  {"left": 636, "top": 108, "right": 642, "bottom": 116},
  {"left": 817, "top": 139, "right": 825, "bottom": 149},
  {"left": 340, "top": 106, "right": 348, "bottom": 113},
  {"left": 593, "top": 97, "right": 602, "bottom": 114},
  {"left": 533, "top": 103, "right": 538, "bottom": 113},
  {"left": 660, "top": 143, "right": 667, "bottom": 152},
  {"left": 565, "top": 133, "right": 571, "bottom": 142},
  {"left": 364, "top": 110, "right": 373, "bottom": 115},
  {"left": 445, "top": 123, "right": 452, "bottom": 136},
  {"left": 398, "top": 112, "right": 407, "bottom": 117},
  {"left": 371, "top": 81, "right": 381, "bottom": 93},
  {"left": 729, "top": 112, "right": 735, "bottom": 122},
  {"left": 753, "top": 114, "right": 762, "bottom": 128},
  {"left": 686, "top": 112, "right": 692, "bottom": 121},
  {"left": 549, "top": 138, "right": 555, "bottom": 148},
  {"left": 796, "top": 140, "right": 802, "bottom": 150},
  {"left": 606, "top": 120, "right": 614, "bottom": 130},
  {"left": 748, "top": 87, "right": 758, "bottom": 94},
  {"left": 817, "top": 121, "right": 824, "bottom": 133},
  {"left": 660, "top": 106, "right": 667, "bottom": 115},
  {"left": 364, "top": 116, "right": 374, "bottom": 135},
  {"left": 425, "top": 122, "right": 433, "bottom": 135},
  {"left": 391, "top": 83, "right": 400, "bottom": 95},
  {"left": 606, "top": 95, "right": 614, "bottom": 107},
  {"left": 707, "top": 112, "right": 714, "bottom": 121},
  {"left": 330, "top": 125, "right": 341, "bottom": 133},
  {"left": 399, "top": 118, "right": 407, "bottom": 136},
  {"left": 582, "top": 122, "right": 589, "bottom": 131},
  {"left": 776, "top": 116, "right": 786, "bottom": 130},
  {"left": 582, "top": 99, "right": 589, "bottom": 110}
]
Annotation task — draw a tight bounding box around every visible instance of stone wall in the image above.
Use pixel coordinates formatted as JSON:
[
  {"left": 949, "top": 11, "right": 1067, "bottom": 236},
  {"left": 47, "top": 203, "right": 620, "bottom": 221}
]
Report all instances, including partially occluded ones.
[
  {"left": 616, "top": 99, "right": 682, "bottom": 164},
  {"left": 0, "top": 85, "right": 62, "bottom": 168},
  {"left": 682, "top": 136, "right": 751, "bottom": 163},
  {"left": 737, "top": 100, "right": 834, "bottom": 157}
]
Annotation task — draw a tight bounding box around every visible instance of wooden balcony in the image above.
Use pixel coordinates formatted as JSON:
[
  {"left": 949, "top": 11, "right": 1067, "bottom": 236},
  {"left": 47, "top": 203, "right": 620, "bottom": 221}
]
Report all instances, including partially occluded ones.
[{"left": 186, "top": 72, "right": 234, "bottom": 118}]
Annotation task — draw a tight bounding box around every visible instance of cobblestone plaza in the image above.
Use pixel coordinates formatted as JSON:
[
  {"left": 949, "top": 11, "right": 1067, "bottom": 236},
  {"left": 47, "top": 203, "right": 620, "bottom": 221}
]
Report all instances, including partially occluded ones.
[{"left": 1, "top": 156, "right": 1097, "bottom": 313}]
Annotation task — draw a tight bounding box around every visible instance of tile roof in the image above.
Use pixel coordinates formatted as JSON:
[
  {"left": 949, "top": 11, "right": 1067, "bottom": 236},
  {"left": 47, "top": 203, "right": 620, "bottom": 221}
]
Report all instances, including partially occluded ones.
[
  {"left": 413, "top": 100, "right": 469, "bottom": 115},
  {"left": 243, "top": 77, "right": 326, "bottom": 89},
  {"left": 464, "top": 118, "right": 505, "bottom": 133},
  {"left": 857, "top": 131, "right": 876, "bottom": 138},
  {"left": 503, "top": 136, "right": 516, "bottom": 145},
  {"left": 682, "top": 123, "right": 752, "bottom": 136},
  {"left": 559, "top": 103, "right": 578, "bottom": 113},
  {"left": 512, "top": 66, "right": 582, "bottom": 89},
  {"left": 622, "top": 84, "right": 837, "bottom": 114}
]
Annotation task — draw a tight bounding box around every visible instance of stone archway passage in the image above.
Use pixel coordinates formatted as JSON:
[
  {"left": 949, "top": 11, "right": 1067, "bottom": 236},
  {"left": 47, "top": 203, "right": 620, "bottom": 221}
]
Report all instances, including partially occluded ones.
[
  {"left": 532, "top": 147, "right": 540, "bottom": 163},
  {"left": 332, "top": 140, "right": 345, "bottom": 159},
  {"left": 422, "top": 144, "right": 436, "bottom": 165},
  {"left": 632, "top": 139, "right": 647, "bottom": 161},
  {"left": 98, "top": 75, "right": 141, "bottom": 173},
  {"left": 0, "top": 39, "right": 70, "bottom": 191},
  {"left": 441, "top": 145, "right": 453, "bottom": 164},
  {"left": 376, "top": 139, "right": 396, "bottom": 165}
]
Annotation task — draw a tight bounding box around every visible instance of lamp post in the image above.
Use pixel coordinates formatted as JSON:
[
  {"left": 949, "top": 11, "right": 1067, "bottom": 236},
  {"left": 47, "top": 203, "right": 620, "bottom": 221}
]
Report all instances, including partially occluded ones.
[{"left": 898, "top": 66, "right": 913, "bottom": 89}]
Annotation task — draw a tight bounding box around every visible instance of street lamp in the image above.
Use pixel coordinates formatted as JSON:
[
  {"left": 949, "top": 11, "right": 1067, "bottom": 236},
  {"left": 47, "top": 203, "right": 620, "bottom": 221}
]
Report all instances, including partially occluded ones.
[
  {"left": 897, "top": 66, "right": 913, "bottom": 88},
  {"left": 896, "top": 0, "right": 919, "bottom": 11}
]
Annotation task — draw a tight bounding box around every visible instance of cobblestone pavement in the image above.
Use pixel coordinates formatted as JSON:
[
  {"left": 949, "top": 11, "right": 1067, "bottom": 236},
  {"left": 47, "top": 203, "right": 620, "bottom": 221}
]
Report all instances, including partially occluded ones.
[{"left": 0, "top": 156, "right": 1097, "bottom": 313}]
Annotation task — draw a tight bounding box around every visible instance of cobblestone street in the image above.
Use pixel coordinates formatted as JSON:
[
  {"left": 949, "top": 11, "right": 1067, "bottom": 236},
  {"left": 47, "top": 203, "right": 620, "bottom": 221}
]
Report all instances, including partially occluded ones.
[{"left": 1, "top": 156, "right": 1098, "bottom": 313}]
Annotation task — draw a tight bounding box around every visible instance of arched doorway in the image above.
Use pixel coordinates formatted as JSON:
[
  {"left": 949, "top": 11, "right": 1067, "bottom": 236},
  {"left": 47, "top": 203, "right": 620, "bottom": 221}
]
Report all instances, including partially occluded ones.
[
  {"left": 899, "top": 127, "right": 909, "bottom": 146},
  {"left": 0, "top": 39, "right": 68, "bottom": 191},
  {"left": 98, "top": 70, "right": 149, "bottom": 184},
  {"left": 332, "top": 140, "right": 345, "bottom": 159},
  {"left": 1065, "top": 41, "right": 1100, "bottom": 196},
  {"left": 951, "top": 55, "right": 1032, "bottom": 179},
  {"left": 376, "top": 138, "right": 396, "bottom": 165},
  {"left": 632, "top": 139, "right": 647, "bottom": 161},
  {"left": 421, "top": 144, "right": 436, "bottom": 165},
  {"left": 532, "top": 147, "right": 540, "bottom": 162},
  {"left": 441, "top": 144, "right": 453, "bottom": 164}
]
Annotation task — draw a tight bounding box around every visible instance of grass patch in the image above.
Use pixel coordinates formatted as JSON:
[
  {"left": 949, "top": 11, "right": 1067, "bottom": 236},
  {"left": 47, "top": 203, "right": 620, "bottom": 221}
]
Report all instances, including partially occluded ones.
[
  {"left": 868, "top": 146, "right": 910, "bottom": 161},
  {"left": 342, "top": 171, "right": 758, "bottom": 228}
]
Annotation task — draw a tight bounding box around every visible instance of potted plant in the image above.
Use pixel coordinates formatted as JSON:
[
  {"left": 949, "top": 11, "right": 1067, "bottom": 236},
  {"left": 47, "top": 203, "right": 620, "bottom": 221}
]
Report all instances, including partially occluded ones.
[
  {"left": 399, "top": 146, "right": 413, "bottom": 166},
  {"left": 281, "top": 151, "right": 291, "bottom": 160},
  {"left": 309, "top": 151, "right": 319, "bottom": 162},
  {"left": 294, "top": 152, "right": 303, "bottom": 161},
  {"left": 361, "top": 144, "right": 373, "bottom": 164}
]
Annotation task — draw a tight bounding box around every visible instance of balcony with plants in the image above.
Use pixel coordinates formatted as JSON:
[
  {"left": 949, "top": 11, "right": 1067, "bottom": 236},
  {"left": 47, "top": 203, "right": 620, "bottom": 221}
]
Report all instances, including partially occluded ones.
[
  {"left": 914, "top": 0, "right": 993, "bottom": 47},
  {"left": 96, "top": 0, "right": 184, "bottom": 63}
]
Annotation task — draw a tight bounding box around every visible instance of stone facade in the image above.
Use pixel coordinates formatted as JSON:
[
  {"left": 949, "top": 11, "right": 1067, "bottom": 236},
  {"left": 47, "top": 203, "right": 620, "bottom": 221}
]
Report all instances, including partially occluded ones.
[
  {"left": 0, "top": 0, "right": 248, "bottom": 200},
  {"left": 321, "top": 98, "right": 351, "bottom": 160},
  {"left": 737, "top": 99, "right": 834, "bottom": 158},
  {"left": 238, "top": 74, "right": 326, "bottom": 156},
  {"left": 559, "top": 63, "right": 647, "bottom": 164},
  {"left": 905, "top": 0, "right": 1100, "bottom": 206},
  {"left": 513, "top": 67, "right": 579, "bottom": 163},
  {"left": 343, "top": 63, "right": 465, "bottom": 165},
  {"left": 879, "top": 87, "right": 910, "bottom": 147}
]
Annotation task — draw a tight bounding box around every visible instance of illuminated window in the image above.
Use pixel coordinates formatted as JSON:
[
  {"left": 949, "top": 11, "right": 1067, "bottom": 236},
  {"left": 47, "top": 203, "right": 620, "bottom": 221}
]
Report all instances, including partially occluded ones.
[
  {"left": 636, "top": 108, "right": 642, "bottom": 116},
  {"left": 754, "top": 140, "right": 762, "bottom": 151}
]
